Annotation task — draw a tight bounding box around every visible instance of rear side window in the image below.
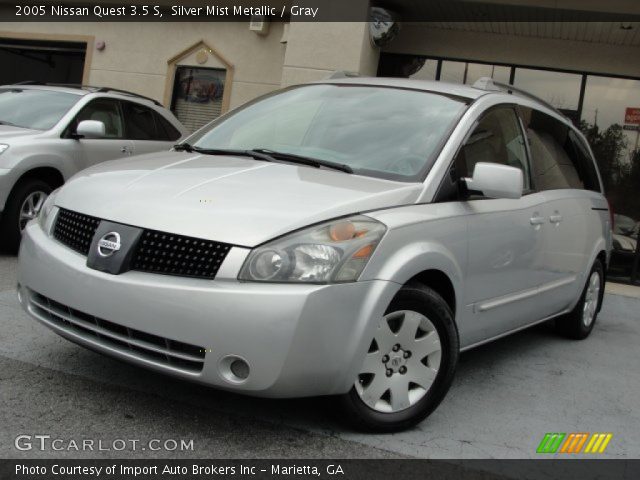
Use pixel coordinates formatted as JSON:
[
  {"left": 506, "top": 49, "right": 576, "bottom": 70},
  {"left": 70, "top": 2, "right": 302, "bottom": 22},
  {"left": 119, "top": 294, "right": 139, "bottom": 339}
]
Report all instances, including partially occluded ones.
[
  {"left": 567, "top": 130, "right": 601, "bottom": 192},
  {"left": 122, "top": 101, "right": 157, "bottom": 140},
  {"left": 520, "top": 107, "right": 600, "bottom": 192},
  {"left": 455, "top": 106, "right": 531, "bottom": 191},
  {"left": 154, "top": 112, "right": 182, "bottom": 141}
]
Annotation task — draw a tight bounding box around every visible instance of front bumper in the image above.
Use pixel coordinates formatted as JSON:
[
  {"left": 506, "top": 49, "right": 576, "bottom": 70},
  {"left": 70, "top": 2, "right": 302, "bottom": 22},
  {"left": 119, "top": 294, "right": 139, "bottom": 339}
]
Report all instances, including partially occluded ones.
[{"left": 18, "top": 222, "right": 399, "bottom": 397}]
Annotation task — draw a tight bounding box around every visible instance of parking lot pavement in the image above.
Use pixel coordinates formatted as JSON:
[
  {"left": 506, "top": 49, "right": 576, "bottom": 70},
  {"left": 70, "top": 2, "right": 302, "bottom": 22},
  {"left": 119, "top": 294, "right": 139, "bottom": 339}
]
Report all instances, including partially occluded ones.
[{"left": 1, "top": 254, "right": 639, "bottom": 459}]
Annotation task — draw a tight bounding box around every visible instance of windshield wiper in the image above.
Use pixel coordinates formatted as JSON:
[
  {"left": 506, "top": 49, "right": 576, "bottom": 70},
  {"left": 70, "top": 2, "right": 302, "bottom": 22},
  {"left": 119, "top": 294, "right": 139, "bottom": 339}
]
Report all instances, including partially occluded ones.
[
  {"left": 251, "top": 148, "right": 353, "bottom": 173},
  {"left": 173, "top": 144, "right": 352, "bottom": 173},
  {"left": 173, "top": 143, "right": 275, "bottom": 163},
  {"left": 173, "top": 142, "right": 194, "bottom": 152}
]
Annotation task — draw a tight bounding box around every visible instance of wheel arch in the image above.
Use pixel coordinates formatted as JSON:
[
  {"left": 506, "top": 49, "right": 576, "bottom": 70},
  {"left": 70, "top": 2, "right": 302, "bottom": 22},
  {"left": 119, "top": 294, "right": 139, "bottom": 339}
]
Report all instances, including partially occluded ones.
[
  {"left": 407, "top": 269, "right": 457, "bottom": 316},
  {"left": 595, "top": 249, "right": 607, "bottom": 312},
  {"left": 2, "top": 166, "right": 65, "bottom": 213},
  {"left": 361, "top": 241, "right": 464, "bottom": 320},
  {"left": 14, "top": 166, "right": 65, "bottom": 190}
]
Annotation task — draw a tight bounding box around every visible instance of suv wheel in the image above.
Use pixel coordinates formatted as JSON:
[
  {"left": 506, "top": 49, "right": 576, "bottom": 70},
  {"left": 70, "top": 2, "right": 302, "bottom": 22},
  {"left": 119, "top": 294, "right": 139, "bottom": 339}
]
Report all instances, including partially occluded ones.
[
  {"left": 555, "top": 260, "right": 604, "bottom": 340},
  {"left": 339, "top": 284, "right": 459, "bottom": 432},
  {"left": 0, "top": 178, "right": 52, "bottom": 252}
]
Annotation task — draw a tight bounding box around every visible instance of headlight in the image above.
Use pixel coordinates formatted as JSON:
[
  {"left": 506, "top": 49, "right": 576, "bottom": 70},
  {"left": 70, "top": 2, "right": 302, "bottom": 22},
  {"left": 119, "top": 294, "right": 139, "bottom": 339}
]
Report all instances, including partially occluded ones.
[
  {"left": 37, "top": 188, "right": 60, "bottom": 233},
  {"left": 0, "top": 144, "right": 8, "bottom": 155},
  {"left": 239, "top": 215, "right": 386, "bottom": 283}
]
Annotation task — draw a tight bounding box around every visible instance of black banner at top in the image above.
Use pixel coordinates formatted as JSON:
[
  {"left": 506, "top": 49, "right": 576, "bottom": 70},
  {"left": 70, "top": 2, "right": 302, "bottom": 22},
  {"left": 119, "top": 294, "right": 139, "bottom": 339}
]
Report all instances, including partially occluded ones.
[{"left": 1, "top": 0, "right": 640, "bottom": 22}]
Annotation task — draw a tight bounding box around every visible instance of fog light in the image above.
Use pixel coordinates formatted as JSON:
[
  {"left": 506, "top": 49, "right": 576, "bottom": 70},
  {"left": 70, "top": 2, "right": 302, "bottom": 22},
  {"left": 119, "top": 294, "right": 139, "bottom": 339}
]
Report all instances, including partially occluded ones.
[
  {"left": 230, "top": 359, "right": 250, "bottom": 380},
  {"left": 218, "top": 355, "right": 251, "bottom": 384}
]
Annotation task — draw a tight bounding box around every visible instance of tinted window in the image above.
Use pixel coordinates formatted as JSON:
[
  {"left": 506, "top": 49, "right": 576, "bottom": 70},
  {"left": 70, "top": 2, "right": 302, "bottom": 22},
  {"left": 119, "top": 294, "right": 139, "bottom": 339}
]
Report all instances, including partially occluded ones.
[
  {"left": 521, "top": 107, "right": 592, "bottom": 191},
  {"left": 567, "top": 130, "right": 601, "bottom": 192},
  {"left": 455, "top": 107, "right": 531, "bottom": 190},
  {"left": 0, "top": 88, "right": 80, "bottom": 130},
  {"left": 154, "top": 112, "right": 182, "bottom": 141},
  {"left": 71, "top": 98, "right": 124, "bottom": 138},
  {"left": 122, "top": 101, "right": 157, "bottom": 140}
]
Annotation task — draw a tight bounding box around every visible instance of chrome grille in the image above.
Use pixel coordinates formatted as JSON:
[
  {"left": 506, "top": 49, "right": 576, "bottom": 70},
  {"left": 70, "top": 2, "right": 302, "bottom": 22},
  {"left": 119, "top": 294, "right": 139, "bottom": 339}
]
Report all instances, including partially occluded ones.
[
  {"left": 131, "top": 229, "right": 231, "bottom": 279},
  {"left": 53, "top": 208, "right": 100, "bottom": 255},
  {"left": 29, "top": 290, "right": 205, "bottom": 373}
]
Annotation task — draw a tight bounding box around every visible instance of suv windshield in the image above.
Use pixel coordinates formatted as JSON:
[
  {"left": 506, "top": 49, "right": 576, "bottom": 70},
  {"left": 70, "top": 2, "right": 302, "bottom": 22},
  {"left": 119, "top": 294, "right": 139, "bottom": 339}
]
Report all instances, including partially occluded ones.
[
  {"left": 0, "top": 88, "right": 81, "bottom": 130},
  {"left": 189, "top": 84, "right": 468, "bottom": 181}
]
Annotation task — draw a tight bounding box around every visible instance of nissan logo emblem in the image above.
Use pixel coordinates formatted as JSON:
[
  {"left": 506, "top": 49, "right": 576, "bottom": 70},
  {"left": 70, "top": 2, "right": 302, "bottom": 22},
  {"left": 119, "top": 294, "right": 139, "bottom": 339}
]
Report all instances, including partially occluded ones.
[{"left": 97, "top": 232, "right": 121, "bottom": 257}]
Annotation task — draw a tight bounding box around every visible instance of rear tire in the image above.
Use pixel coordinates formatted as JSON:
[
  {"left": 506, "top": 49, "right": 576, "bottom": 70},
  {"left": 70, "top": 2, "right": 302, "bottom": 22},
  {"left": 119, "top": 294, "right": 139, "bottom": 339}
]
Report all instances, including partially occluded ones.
[
  {"left": 339, "top": 284, "right": 459, "bottom": 432},
  {"left": 555, "top": 260, "right": 604, "bottom": 340},
  {"left": 0, "top": 178, "right": 52, "bottom": 252}
]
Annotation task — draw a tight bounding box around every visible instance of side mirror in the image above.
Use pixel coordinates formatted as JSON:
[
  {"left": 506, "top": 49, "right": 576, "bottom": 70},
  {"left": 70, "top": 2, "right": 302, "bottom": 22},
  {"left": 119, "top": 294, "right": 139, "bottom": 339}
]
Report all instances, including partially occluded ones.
[
  {"left": 464, "top": 162, "right": 523, "bottom": 200},
  {"left": 75, "top": 120, "right": 105, "bottom": 139}
]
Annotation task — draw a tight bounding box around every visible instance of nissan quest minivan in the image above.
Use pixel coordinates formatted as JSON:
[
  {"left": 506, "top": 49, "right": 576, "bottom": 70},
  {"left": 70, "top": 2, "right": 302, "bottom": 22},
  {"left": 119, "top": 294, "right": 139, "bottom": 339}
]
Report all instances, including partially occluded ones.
[{"left": 17, "top": 77, "right": 612, "bottom": 431}]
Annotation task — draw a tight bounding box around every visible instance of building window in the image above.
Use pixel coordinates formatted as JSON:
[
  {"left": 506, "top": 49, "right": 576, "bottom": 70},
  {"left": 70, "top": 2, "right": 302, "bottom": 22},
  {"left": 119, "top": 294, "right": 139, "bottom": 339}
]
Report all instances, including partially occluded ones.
[
  {"left": 513, "top": 68, "right": 582, "bottom": 119},
  {"left": 440, "top": 60, "right": 510, "bottom": 86},
  {"left": 581, "top": 76, "right": 640, "bottom": 283},
  {"left": 170, "top": 66, "right": 226, "bottom": 133}
]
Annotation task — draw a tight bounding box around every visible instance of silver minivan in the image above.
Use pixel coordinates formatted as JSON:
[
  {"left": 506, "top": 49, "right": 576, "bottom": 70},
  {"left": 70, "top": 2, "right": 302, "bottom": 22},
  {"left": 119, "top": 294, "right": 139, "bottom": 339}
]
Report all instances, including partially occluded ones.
[
  {"left": 17, "top": 77, "right": 611, "bottom": 431},
  {"left": 0, "top": 84, "right": 186, "bottom": 251}
]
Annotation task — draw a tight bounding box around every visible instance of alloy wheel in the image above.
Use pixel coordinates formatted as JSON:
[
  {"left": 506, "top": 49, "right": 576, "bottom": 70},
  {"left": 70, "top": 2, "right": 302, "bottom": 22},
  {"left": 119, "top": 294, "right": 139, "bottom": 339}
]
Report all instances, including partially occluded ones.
[
  {"left": 582, "top": 271, "right": 601, "bottom": 327},
  {"left": 18, "top": 191, "right": 47, "bottom": 232},
  {"left": 355, "top": 310, "right": 442, "bottom": 413}
]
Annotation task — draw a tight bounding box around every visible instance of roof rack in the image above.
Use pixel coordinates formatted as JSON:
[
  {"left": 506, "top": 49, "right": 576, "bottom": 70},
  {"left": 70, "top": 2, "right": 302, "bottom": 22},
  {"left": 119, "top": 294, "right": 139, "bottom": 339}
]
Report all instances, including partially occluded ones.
[
  {"left": 94, "top": 87, "right": 163, "bottom": 106},
  {"left": 472, "top": 77, "right": 564, "bottom": 117},
  {"left": 6, "top": 81, "right": 162, "bottom": 106}
]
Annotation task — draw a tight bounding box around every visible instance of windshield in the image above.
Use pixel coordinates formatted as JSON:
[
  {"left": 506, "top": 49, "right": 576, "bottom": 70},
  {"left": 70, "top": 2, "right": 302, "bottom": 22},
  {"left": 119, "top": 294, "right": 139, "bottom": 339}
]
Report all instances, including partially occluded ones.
[
  {"left": 0, "top": 88, "right": 80, "bottom": 130},
  {"left": 188, "top": 84, "right": 468, "bottom": 181}
]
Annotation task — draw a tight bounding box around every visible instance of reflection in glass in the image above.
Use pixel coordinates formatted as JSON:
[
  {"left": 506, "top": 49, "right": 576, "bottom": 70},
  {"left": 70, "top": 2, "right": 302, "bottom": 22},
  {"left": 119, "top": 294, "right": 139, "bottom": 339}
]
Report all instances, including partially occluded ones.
[
  {"left": 513, "top": 68, "right": 582, "bottom": 110},
  {"left": 440, "top": 61, "right": 510, "bottom": 85},
  {"left": 409, "top": 59, "right": 438, "bottom": 81},
  {"left": 581, "top": 76, "right": 640, "bottom": 284},
  {"left": 440, "top": 61, "right": 467, "bottom": 83}
]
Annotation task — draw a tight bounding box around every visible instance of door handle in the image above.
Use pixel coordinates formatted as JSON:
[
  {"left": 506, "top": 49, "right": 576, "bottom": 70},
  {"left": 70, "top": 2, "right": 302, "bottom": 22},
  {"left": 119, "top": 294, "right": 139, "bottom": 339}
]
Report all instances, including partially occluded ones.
[
  {"left": 121, "top": 146, "right": 132, "bottom": 155},
  {"left": 550, "top": 214, "right": 563, "bottom": 224},
  {"left": 530, "top": 216, "right": 545, "bottom": 225}
]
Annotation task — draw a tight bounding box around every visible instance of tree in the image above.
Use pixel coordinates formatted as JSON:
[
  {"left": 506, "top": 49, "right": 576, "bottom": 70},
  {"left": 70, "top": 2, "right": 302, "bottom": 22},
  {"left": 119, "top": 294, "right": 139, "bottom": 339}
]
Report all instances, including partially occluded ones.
[{"left": 579, "top": 121, "right": 627, "bottom": 192}]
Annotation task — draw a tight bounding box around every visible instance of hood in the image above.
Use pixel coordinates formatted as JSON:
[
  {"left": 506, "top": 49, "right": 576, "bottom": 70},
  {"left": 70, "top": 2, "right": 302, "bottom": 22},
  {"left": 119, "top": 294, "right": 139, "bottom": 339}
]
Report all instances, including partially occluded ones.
[
  {"left": 56, "top": 152, "right": 423, "bottom": 246},
  {"left": 0, "top": 125, "right": 40, "bottom": 140}
]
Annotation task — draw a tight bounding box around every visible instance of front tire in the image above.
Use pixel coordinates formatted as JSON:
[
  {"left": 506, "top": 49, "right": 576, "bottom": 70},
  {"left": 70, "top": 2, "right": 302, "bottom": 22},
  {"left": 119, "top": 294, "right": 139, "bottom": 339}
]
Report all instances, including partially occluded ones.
[
  {"left": 555, "top": 260, "right": 604, "bottom": 340},
  {"left": 0, "top": 178, "right": 52, "bottom": 252},
  {"left": 339, "top": 284, "right": 459, "bottom": 432}
]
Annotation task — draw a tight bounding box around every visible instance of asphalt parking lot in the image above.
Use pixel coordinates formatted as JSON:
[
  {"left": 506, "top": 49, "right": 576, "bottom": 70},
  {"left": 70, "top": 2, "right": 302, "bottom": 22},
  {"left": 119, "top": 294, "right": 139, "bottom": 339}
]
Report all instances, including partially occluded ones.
[{"left": 1, "top": 253, "right": 639, "bottom": 459}]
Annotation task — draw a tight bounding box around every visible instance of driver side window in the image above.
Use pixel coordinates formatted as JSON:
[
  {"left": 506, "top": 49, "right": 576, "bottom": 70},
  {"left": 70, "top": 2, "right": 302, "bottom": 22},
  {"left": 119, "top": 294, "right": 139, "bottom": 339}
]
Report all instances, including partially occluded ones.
[
  {"left": 68, "top": 98, "right": 124, "bottom": 139},
  {"left": 455, "top": 106, "right": 531, "bottom": 192}
]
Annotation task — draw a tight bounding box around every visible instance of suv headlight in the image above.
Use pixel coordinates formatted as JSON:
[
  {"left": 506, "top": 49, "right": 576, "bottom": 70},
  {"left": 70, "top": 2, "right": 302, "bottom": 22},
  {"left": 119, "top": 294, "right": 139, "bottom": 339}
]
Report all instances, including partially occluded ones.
[
  {"left": 239, "top": 215, "right": 386, "bottom": 283},
  {"left": 37, "top": 188, "right": 60, "bottom": 232},
  {"left": 0, "top": 144, "right": 8, "bottom": 155}
]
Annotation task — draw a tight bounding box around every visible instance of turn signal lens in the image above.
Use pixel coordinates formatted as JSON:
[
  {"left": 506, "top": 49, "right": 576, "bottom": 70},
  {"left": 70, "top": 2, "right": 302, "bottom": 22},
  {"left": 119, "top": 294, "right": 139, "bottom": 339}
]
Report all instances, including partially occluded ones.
[{"left": 352, "top": 244, "right": 374, "bottom": 259}]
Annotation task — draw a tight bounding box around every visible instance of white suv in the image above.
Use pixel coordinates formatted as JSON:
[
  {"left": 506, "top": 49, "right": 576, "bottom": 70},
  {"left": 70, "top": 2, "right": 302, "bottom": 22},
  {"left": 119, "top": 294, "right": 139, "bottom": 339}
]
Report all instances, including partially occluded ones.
[
  {"left": 0, "top": 84, "right": 186, "bottom": 250},
  {"left": 18, "top": 77, "right": 611, "bottom": 431}
]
